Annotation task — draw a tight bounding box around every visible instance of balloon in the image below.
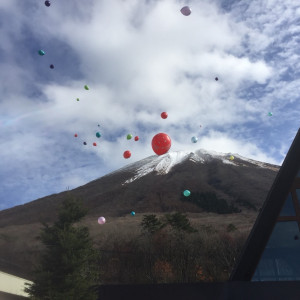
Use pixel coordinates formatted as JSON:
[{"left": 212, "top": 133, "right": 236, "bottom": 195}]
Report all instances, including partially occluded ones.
[
  {"left": 76, "top": 98, "right": 80, "bottom": 101},
  {"left": 96, "top": 132, "right": 101, "bottom": 138},
  {"left": 152, "top": 133, "right": 171, "bottom": 155},
  {"left": 215, "top": 77, "right": 218, "bottom": 81},
  {"left": 134, "top": 136, "right": 139, "bottom": 141},
  {"left": 191, "top": 136, "right": 198, "bottom": 143},
  {"left": 98, "top": 124, "right": 100, "bottom": 127},
  {"left": 50, "top": 64, "right": 54, "bottom": 69},
  {"left": 161, "top": 112, "right": 168, "bottom": 119},
  {"left": 38, "top": 50, "right": 45, "bottom": 56},
  {"left": 93, "top": 142, "right": 97, "bottom": 146},
  {"left": 127, "top": 134, "right": 132, "bottom": 140},
  {"left": 180, "top": 6, "right": 191, "bottom": 16},
  {"left": 83, "top": 142, "right": 87, "bottom": 145},
  {"left": 84, "top": 85, "right": 89, "bottom": 90},
  {"left": 98, "top": 216, "right": 106, "bottom": 225},
  {"left": 45, "top": 1, "right": 50, "bottom": 6},
  {"left": 74, "top": 133, "right": 78, "bottom": 137},
  {"left": 131, "top": 211, "right": 135, "bottom": 216},
  {"left": 183, "top": 190, "right": 191, "bottom": 197},
  {"left": 229, "top": 155, "right": 234, "bottom": 161},
  {"left": 268, "top": 112, "right": 273, "bottom": 116},
  {"left": 123, "top": 150, "right": 131, "bottom": 159}
]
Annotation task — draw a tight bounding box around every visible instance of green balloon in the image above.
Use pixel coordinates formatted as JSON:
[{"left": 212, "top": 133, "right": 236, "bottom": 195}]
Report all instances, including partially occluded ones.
[
  {"left": 127, "top": 134, "right": 132, "bottom": 140},
  {"left": 183, "top": 190, "right": 191, "bottom": 197},
  {"left": 84, "top": 85, "right": 89, "bottom": 90},
  {"left": 76, "top": 98, "right": 80, "bottom": 101}
]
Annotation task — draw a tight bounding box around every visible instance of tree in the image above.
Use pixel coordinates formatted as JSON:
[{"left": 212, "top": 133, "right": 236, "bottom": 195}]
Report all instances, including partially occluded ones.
[
  {"left": 141, "top": 214, "right": 165, "bottom": 235},
  {"left": 164, "top": 212, "right": 198, "bottom": 233},
  {"left": 25, "top": 195, "right": 100, "bottom": 300}
]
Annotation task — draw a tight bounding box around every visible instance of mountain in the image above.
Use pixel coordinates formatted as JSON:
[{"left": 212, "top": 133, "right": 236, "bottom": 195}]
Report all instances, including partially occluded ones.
[
  {"left": 0, "top": 149, "right": 279, "bottom": 227},
  {"left": 0, "top": 149, "right": 280, "bottom": 280}
]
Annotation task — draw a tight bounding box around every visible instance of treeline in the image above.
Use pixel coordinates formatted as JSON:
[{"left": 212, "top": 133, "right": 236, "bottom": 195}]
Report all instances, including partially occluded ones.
[
  {"left": 26, "top": 197, "right": 248, "bottom": 299},
  {"left": 180, "top": 191, "right": 241, "bottom": 214},
  {"left": 98, "top": 213, "right": 247, "bottom": 284}
]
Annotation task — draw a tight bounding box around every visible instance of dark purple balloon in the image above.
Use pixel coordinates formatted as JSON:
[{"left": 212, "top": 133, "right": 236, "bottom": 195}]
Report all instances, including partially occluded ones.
[
  {"left": 215, "top": 77, "right": 219, "bottom": 81},
  {"left": 83, "top": 142, "right": 87, "bottom": 145},
  {"left": 180, "top": 6, "right": 191, "bottom": 16},
  {"left": 50, "top": 64, "right": 54, "bottom": 69},
  {"left": 45, "top": 1, "right": 50, "bottom": 7}
]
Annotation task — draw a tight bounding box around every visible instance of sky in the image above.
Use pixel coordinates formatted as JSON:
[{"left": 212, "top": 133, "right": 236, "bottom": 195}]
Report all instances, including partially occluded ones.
[{"left": 0, "top": 0, "right": 299, "bottom": 210}]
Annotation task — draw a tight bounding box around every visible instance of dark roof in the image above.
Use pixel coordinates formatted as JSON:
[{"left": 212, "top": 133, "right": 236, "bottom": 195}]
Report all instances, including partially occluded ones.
[
  {"left": 96, "top": 281, "right": 300, "bottom": 300},
  {"left": 230, "top": 128, "right": 300, "bottom": 281}
]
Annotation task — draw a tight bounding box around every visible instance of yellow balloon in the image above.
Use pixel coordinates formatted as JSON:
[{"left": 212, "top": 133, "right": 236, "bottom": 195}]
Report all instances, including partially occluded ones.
[{"left": 229, "top": 155, "right": 234, "bottom": 161}]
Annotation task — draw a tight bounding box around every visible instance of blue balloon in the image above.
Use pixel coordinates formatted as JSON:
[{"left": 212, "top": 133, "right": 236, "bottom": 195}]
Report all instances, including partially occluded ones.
[
  {"left": 183, "top": 190, "right": 191, "bottom": 197},
  {"left": 191, "top": 136, "right": 198, "bottom": 143}
]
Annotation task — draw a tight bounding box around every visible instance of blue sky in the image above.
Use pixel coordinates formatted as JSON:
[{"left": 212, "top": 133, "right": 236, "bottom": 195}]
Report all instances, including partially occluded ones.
[{"left": 0, "top": 0, "right": 299, "bottom": 210}]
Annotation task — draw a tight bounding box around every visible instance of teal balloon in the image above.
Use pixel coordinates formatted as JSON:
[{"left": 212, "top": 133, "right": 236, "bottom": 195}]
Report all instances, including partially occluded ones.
[
  {"left": 38, "top": 50, "right": 45, "bottom": 56},
  {"left": 268, "top": 112, "right": 273, "bottom": 116},
  {"left": 183, "top": 190, "right": 191, "bottom": 197},
  {"left": 191, "top": 136, "right": 198, "bottom": 143},
  {"left": 127, "top": 134, "right": 132, "bottom": 140},
  {"left": 96, "top": 132, "right": 101, "bottom": 138},
  {"left": 131, "top": 211, "right": 135, "bottom": 216}
]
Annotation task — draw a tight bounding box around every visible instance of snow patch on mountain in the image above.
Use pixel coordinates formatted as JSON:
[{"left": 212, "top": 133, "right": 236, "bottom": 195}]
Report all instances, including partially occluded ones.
[
  {"left": 123, "top": 149, "right": 233, "bottom": 184},
  {"left": 123, "top": 151, "right": 191, "bottom": 184}
]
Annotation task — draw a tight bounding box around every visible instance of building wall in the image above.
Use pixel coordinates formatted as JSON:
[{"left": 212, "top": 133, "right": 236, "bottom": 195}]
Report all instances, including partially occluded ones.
[{"left": 0, "top": 271, "right": 32, "bottom": 298}]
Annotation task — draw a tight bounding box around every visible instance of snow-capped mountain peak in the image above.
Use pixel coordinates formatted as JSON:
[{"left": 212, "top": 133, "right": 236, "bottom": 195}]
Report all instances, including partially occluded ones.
[{"left": 121, "top": 149, "right": 278, "bottom": 185}]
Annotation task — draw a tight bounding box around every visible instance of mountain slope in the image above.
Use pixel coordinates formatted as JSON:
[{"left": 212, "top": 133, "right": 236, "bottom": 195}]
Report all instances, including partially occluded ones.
[{"left": 0, "top": 149, "right": 279, "bottom": 227}]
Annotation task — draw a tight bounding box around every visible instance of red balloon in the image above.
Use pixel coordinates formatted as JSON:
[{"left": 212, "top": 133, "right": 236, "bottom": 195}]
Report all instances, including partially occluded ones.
[
  {"left": 93, "top": 142, "right": 97, "bottom": 146},
  {"left": 123, "top": 150, "right": 131, "bottom": 159},
  {"left": 134, "top": 136, "right": 139, "bottom": 141},
  {"left": 74, "top": 133, "right": 78, "bottom": 137},
  {"left": 152, "top": 133, "right": 171, "bottom": 155},
  {"left": 161, "top": 112, "right": 168, "bottom": 119}
]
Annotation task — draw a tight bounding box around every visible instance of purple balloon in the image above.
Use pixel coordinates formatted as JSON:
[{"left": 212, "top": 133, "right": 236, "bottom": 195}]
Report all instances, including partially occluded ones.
[
  {"left": 98, "top": 216, "right": 106, "bottom": 225},
  {"left": 50, "top": 64, "right": 54, "bottom": 69},
  {"left": 180, "top": 6, "right": 191, "bottom": 16},
  {"left": 45, "top": 1, "right": 50, "bottom": 7}
]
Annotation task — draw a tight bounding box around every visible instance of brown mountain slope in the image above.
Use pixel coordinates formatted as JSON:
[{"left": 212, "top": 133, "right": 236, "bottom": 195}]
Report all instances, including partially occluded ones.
[{"left": 0, "top": 153, "right": 279, "bottom": 227}]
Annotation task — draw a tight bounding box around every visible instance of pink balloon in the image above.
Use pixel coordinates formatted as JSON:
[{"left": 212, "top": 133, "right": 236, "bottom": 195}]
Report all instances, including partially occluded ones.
[
  {"left": 98, "top": 216, "right": 106, "bottom": 225},
  {"left": 180, "top": 6, "right": 191, "bottom": 16}
]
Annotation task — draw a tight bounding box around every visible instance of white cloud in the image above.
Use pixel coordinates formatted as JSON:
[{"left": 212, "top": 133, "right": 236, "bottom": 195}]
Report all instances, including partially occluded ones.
[{"left": 0, "top": 0, "right": 299, "bottom": 208}]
